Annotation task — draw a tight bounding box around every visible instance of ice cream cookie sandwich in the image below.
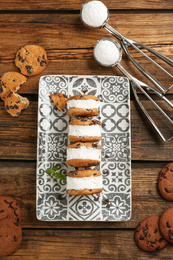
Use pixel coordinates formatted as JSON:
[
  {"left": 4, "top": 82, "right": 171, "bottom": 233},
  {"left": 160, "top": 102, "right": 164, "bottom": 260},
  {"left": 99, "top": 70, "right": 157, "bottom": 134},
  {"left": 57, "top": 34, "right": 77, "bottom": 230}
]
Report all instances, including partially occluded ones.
[
  {"left": 68, "top": 118, "right": 101, "bottom": 142},
  {"left": 67, "top": 169, "right": 102, "bottom": 195},
  {"left": 67, "top": 94, "right": 100, "bottom": 117},
  {"left": 66, "top": 142, "right": 102, "bottom": 167}
]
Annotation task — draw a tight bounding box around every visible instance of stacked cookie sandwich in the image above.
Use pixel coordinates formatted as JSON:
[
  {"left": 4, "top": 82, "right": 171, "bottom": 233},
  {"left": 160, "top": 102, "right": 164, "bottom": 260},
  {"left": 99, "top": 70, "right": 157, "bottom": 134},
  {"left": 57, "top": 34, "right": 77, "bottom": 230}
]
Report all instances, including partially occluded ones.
[{"left": 66, "top": 94, "right": 102, "bottom": 196}]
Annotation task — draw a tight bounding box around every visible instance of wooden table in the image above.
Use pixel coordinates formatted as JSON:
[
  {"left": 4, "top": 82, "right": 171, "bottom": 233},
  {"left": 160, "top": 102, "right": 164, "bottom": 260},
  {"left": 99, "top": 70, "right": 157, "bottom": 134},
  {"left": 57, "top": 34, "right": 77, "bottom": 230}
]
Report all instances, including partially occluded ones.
[{"left": 0, "top": 0, "right": 173, "bottom": 259}]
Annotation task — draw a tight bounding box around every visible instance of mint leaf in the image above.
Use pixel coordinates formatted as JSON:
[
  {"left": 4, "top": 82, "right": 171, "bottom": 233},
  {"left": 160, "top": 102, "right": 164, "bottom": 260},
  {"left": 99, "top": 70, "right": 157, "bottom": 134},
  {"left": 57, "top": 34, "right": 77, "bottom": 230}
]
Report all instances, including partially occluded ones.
[
  {"left": 44, "top": 168, "right": 54, "bottom": 174},
  {"left": 51, "top": 166, "right": 58, "bottom": 172},
  {"left": 54, "top": 172, "right": 66, "bottom": 181},
  {"left": 44, "top": 166, "right": 66, "bottom": 182}
]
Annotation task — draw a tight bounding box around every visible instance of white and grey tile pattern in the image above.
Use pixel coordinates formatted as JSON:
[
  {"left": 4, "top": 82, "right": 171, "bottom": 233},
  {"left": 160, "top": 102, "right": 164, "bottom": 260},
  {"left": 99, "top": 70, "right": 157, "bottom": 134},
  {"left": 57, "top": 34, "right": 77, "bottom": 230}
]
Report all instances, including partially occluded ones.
[{"left": 36, "top": 75, "right": 131, "bottom": 221}]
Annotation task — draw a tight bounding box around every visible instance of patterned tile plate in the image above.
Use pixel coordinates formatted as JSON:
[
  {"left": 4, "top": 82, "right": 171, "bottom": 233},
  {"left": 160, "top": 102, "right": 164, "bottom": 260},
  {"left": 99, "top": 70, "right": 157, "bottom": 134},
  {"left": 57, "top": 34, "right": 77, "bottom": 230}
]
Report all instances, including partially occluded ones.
[{"left": 36, "top": 75, "right": 131, "bottom": 221}]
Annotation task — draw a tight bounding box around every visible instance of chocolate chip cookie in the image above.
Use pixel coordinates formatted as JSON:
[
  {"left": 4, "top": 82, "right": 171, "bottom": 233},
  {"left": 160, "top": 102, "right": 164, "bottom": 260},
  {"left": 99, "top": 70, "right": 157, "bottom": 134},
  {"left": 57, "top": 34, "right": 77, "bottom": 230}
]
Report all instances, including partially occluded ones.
[
  {"left": 67, "top": 94, "right": 100, "bottom": 117},
  {"left": 50, "top": 93, "right": 68, "bottom": 111},
  {"left": 15, "top": 45, "right": 47, "bottom": 76},
  {"left": 158, "top": 162, "right": 173, "bottom": 201},
  {"left": 134, "top": 215, "right": 168, "bottom": 251},
  {"left": 4, "top": 91, "right": 29, "bottom": 117},
  {"left": 0, "top": 196, "right": 21, "bottom": 223},
  {"left": 0, "top": 216, "right": 22, "bottom": 256},
  {"left": 159, "top": 207, "right": 173, "bottom": 243},
  {"left": 0, "top": 72, "right": 26, "bottom": 101}
]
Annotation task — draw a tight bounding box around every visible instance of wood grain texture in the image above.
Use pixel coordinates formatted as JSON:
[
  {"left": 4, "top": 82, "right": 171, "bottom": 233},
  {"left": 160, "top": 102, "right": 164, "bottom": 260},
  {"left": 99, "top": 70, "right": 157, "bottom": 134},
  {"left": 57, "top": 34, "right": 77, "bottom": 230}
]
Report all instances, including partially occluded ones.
[
  {"left": 0, "top": 0, "right": 173, "bottom": 10},
  {"left": 0, "top": 100, "right": 173, "bottom": 160},
  {"left": 1, "top": 229, "right": 173, "bottom": 260},
  {"left": 0, "top": 13, "right": 172, "bottom": 94},
  {"left": 0, "top": 160, "right": 172, "bottom": 229}
]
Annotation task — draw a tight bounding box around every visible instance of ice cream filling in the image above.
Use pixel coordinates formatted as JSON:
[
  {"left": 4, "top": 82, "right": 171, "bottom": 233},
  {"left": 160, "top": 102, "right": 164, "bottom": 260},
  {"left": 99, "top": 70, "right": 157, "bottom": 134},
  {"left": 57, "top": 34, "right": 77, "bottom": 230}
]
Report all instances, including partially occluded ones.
[
  {"left": 67, "top": 99, "right": 100, "bottom": 109},
  {"left": 69, "top": 124, "right": 101, "bottom": 137},
  {"left": 67, "top": 175, "right": 102, "bottom": 190},
  {"left": 67, "top": 146, "right": 101, "bottom": 160}
]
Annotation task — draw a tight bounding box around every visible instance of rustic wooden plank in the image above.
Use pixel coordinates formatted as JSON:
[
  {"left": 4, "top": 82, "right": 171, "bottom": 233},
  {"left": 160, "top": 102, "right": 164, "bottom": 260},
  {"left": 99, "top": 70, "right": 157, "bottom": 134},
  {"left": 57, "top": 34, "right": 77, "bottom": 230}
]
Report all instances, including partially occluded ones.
[
  {"left": 0, "top": 13, "right": 172, "bottom": 94},
  {"left": 0, "top": 99, "right": 173, "bottom": 161},
  {"left": 0, "top": 160, "right": 173, "bottom": 229},
  {"left": 0, "top": 0, "right": 173, "bottom": 10},
  {"left": 1, "top": 229, "right": 173, "bottom": 260}
]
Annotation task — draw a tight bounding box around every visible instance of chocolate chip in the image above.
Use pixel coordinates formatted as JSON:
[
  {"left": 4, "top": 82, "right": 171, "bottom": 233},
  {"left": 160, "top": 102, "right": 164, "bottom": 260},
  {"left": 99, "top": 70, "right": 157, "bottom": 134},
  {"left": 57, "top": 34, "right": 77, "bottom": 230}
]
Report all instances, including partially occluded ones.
[
  {"left": 14, "top": 105, "right": 18, "bottom": 109},
  {"left": 14, "top": 222, "right": 19, "bottom": 226},
  {"left": 94, "top": 196, "right": 99, "bottom": 201},
  {"left": 13, "top": 79, "right": 16, "bottom": 82},
  {"left": 93, "top": 173, "right": 97, "bottom": 176},
  {"left": 80, "top": 119, "right": 87, "bottom": 122},
  {"left": 105, "top": 154, "right": 109, "bottom": 158},
  {"left": 25, "top": 65, "right": 32, "bottom": 75},
  {"left": 136, "top": 227, "right": 140, "bottom": 232},
  {"left": 37, "top": 57, "right": 40, "bottom": 62},
  {"left": 63, "top": 94, "right": 67, "bottom": 98},
  {"left": 139, "top": 235, "right": 144, "bottom": 240},
  {"left": 14, "top": 236, "right": 17, "bottom": 242},
  {"left": 161, "top": 171, "right": 166, "bottom": 178},
  {"left": 92, "top": 143, "right": 97, "bottom": 148},
  {"left": 14, "top": 209, "right": 18, "bottom": 217},
  {"left": 7, "top": 92, "right": 13, "bottom": 98},
  {"left": 0, "top": 86, "right": 3, "bottom": 93},
  {"left": 154, "top": 227, "right": 158, "bottom": 233},
  {"left": 142, "top": 227, "right": 147, "bottom": 232},
  {"left": 10, "top": 105, "right": 14, "bottom": 109},
  {"left": 159, "top": 238, "right": 164, "bottom": 243},
  {"left": 76, "top": 144, "right": 80, "bottom": 146},
  {"left": 57, "top": 195, "right": 63, "bottom": 200},
  {"left": 102, "top": 123, "right": 106, "bottom": 128},
  {"left": 9, "top": 202, "right": 14, "bottom": 209},
  {"left": 103, "top": 170, "right": 109, "bottom": 175},
  {"left": 71, "top": 171, "right": 77, "bottom": 176},
  {"left": 40, "top": 61, "right": 45, "bottom": 67},
  {"left": 92, "top": 120, "right": 99, "bottom": 125},
  {"left": 5, "top": 105, "right": 9, "bottom": 110},
  {"left": 165, "top": 188, "right": 170, "bottom": 193},
  {"left": 0, "top": 210, "right": 5, "bottom": 213},
  {"left": 166, "top": 222, "right": 171, "bottom": 228},
  {"left": 107, "top": 204, "right": 110, "bottom": 208},
  {"left": 168, "top": 230, "right": 173, "bottom": 236},
  {"left": 156, "top": 246, "right": 160, "bottom": 250},
  {"left": 42, "top": 55, "right": 45, "bottom": 59},
  {"left": 150, "top": 239, "right": 156, "bottom": 244}
]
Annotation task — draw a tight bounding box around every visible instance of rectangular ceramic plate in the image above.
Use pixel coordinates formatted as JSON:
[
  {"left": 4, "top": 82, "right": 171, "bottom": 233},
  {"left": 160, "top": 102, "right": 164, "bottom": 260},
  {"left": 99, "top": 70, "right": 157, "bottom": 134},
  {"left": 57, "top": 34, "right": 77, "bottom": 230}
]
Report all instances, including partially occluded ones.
[{"left": 36, "top": 75, "right": 131, "bottom": 221}]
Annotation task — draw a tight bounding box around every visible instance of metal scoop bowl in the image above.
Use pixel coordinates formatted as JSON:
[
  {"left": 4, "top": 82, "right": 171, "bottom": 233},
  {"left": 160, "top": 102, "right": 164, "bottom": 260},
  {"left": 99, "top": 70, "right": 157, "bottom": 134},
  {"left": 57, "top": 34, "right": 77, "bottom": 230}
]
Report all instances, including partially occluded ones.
[
  {"left": 81, "top": 1, "right": 173, "bottom": 94},
  {"left": 94, "top": 38, "right": 173, "bottom": 142}
]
